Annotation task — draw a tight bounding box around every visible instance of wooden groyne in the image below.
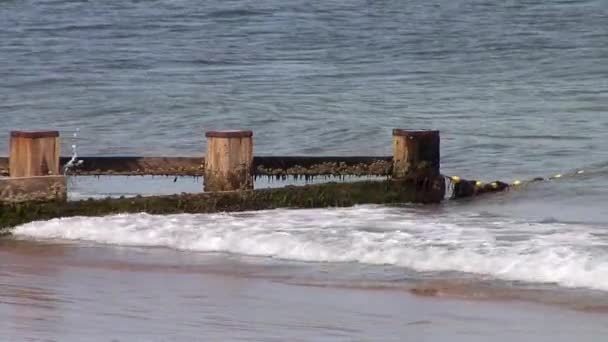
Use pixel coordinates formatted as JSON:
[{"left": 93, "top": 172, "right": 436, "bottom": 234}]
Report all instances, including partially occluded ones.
[{"left": 0, "top": 128, "right": 509, "bottom": 232}]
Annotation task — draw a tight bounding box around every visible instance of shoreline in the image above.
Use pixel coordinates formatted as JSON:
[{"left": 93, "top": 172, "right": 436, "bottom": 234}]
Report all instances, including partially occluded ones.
[
  {"left": 3, "top": 237, "right": 608, "bottom": 315},
  {"left": 4, "top": 238, "right": 608, "bottom": 341}
]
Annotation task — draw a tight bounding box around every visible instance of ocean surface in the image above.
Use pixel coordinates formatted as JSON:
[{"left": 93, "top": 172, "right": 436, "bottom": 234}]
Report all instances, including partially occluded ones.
[{"left": 1, "top": 0, "right": 608, "bottom": 340}]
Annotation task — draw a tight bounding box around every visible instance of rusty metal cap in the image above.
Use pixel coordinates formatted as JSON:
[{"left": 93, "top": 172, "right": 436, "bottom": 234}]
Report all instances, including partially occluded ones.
[
  {"left": 10, "top": 131, "right": 60, "bottom": 138},
  {"left": 205, "top": 130, "right": 253, "bottom": 138},
  {"left": 392, "top": 129, "right": 439, "bottom": 137}
]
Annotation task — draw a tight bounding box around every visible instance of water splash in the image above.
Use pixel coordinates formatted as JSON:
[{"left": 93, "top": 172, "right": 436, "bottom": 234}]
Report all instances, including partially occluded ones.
[{"left": 63, "top": 128, "right": 83, "bottom": 175}]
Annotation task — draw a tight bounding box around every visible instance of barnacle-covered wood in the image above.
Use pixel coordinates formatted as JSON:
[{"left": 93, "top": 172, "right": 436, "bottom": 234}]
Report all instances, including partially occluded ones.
[
  {"left": 255, "top": 160, "right": 393, "bottom": 178},
  {"left": 0, "top": 176, "right": 66, "bottom": 203},
  {"left": 64, "top": 157, "right": 204, "bottom": 176},
  {"left": 1, "top": 156, "right": 394, "bottom": 177}
]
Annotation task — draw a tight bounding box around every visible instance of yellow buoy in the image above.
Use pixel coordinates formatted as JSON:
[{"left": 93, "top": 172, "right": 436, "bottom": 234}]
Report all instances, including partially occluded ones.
[{"left": 451, "top": 176, "right": 461, "bottom": 183}]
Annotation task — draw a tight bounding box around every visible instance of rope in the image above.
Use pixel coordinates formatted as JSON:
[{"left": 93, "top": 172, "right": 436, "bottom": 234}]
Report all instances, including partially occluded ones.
[{"left": 445, "top": 168, "right": 587, "bottom": 199}]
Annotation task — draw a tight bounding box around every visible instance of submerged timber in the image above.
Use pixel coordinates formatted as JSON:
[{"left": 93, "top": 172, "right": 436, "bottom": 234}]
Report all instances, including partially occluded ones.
[{"left": 0, "top": 176, "right": 445, "bottom": 233}]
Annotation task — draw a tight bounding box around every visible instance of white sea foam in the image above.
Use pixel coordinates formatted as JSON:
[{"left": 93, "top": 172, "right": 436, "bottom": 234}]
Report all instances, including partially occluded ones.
[{"left": 13, "top": 206, "right": 608, "bottom": 291}]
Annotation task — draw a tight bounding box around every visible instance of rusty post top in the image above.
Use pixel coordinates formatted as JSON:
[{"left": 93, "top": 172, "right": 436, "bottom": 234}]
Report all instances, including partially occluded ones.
[
  {"left": 392, "top": 129, "right": 439, "bottom": 137},
  {"left": 10, "top": 131, "right": 60, "bottom": 139},
  {"left": 205, "top": 130, "right": 253, "bottom": 138}
]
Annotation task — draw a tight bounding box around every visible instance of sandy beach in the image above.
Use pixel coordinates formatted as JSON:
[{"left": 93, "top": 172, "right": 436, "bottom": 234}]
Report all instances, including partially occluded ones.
[{"left": 2, "top": 238, "right": 608, "bottom": 342}]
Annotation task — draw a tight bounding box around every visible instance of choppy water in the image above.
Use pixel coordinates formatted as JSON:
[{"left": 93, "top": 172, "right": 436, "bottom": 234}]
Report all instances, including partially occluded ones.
[
  {"left": 2, "top": 0, "right": 608, "bottom": 340},
  {"left": 1, "top": 0, "right": 607, "bottom": 179},
  {"left": 11, "top": 201, "right": 608, "bottom": 291}
]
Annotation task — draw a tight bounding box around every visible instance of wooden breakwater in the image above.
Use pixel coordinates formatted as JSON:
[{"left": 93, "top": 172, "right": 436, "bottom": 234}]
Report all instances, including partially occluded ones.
[
  {"left": 0, "top": 128, "right": 508, "bottom": 232},
  {"left": 0, "top": 178, "right": 445, "bottom": 230}
]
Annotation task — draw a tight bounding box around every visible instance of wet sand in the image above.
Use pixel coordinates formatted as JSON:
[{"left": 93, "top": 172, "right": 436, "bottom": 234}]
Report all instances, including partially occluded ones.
[{"left": 2, "top": 239, "right": 608, "bottom": 341}]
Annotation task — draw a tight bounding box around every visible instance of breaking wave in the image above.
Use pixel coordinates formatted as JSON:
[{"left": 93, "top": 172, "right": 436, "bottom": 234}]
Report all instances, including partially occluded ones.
[{"left": 13, "top": 205, "right": 608, "bottom": 291}]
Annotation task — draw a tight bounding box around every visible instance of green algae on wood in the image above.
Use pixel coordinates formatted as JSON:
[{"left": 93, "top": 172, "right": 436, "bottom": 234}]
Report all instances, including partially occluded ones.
[{"left": 0, "top": 176, "right": 445, "bottom": 233}]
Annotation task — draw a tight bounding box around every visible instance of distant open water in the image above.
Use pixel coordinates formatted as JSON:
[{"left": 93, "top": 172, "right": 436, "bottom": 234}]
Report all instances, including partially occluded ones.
[{"left": 1, "top": 0, "right": 607, "bottom": 180}]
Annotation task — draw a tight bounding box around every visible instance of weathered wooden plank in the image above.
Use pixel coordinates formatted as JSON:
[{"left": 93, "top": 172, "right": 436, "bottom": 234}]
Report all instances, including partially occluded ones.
[
  {"left": 1, "top": 156, "right": 394, "bottom": 177},
  {"left": 63, "top": 156, "right": 205, "bottom": 176},
  {"left": 392, "top": 129, "right": 440, "bottom": 178},
  {"left": 204, "top": 130, "right": 253, "bottom": 191},
  {"left": 253, "top": 156, "right": 393, "bottom": 177}
]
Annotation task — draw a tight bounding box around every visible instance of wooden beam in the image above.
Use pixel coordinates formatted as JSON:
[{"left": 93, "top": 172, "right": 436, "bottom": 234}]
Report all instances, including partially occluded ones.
[{"left": 0, "top": 156, "right": 394, "bottom": 177}]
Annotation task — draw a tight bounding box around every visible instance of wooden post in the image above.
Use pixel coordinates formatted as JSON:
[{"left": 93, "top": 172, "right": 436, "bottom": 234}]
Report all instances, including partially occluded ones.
[
  {"left": 0, "top": 176, "right": 67, "bottom": 203},
  {"left": 392, "top": 129, "right": 440, "bottom": 178},
  {"left": 204, "top": 130, "right": 253, "bottom": 192},
  {"left": 9, "top": 131, "right": 61, "bottom": 178}
]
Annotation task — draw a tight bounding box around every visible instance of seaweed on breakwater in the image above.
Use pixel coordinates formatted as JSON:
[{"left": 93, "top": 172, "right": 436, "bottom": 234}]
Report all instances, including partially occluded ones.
[
  {"left": 65, "top": 157, "right": 205, "bottom": 177},
  {"left": 0, "top": 156, "right": 394, "bottom": 177},
  {"left": 0, "top": 156, "right": 393, "bottom": 177},
  {"left": 255, "top": 160, "right": 393, "bottom": 179},
  {"left": 0, "top": 176, "right": 445, "bottom": 233}
]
